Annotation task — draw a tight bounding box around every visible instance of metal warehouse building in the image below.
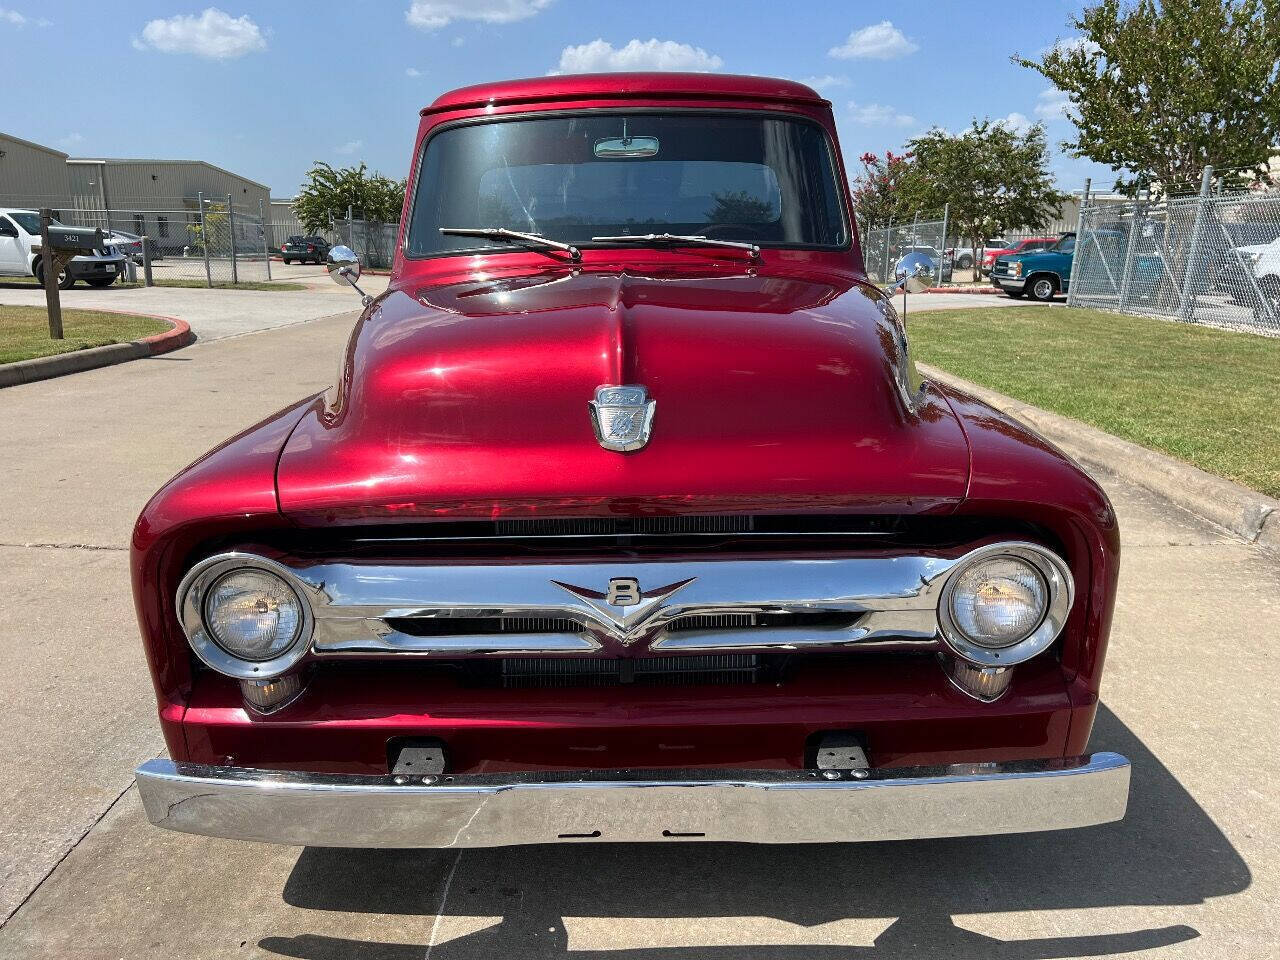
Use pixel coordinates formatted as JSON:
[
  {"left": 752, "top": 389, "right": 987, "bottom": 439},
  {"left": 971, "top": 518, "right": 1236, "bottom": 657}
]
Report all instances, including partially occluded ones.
[
  {"left": 0, "top": 132, "right": 71, "bottom": 207},
  {"left": 65, "top": 158, "right": 271, "bottom": 255},
  {"left": 1, "top": 131, "right": 271, "bottom": 255}
]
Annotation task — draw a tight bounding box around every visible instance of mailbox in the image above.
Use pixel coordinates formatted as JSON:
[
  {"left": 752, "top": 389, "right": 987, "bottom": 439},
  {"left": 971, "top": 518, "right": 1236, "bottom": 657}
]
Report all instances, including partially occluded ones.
[{"left": 37, "top": 224, "right": 106, "bottom": 256}]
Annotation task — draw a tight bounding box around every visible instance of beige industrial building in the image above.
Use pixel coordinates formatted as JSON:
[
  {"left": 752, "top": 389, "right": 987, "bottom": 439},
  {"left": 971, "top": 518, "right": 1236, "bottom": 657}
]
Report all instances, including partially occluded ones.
[
  {"left": 1, "top": 131, "right": 271, "bottom": 253},
  {"left": 0, "top": 132, "right": 71, "bottom": 206}
]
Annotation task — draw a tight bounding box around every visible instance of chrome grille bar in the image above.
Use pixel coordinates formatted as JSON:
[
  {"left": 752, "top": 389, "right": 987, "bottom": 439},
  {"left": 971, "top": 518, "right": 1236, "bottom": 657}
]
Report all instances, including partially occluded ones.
[{"left": 281, "top": 555, "right": 956, "bottom": 656}]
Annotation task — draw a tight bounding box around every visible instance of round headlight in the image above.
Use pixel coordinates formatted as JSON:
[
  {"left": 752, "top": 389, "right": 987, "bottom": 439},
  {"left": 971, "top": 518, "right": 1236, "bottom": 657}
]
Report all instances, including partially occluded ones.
[
  {"left": 948, "top": 557, "right": 1048, "bottom": 648},
  {"left": 203, "top": 569, "right": 304, "bottom": 661}
]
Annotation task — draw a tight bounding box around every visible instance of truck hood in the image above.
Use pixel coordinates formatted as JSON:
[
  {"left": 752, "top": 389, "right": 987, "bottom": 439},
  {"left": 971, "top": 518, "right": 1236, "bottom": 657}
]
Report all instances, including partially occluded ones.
[{"left": 275, "top": 264, "right": 970, "bottom": 520}]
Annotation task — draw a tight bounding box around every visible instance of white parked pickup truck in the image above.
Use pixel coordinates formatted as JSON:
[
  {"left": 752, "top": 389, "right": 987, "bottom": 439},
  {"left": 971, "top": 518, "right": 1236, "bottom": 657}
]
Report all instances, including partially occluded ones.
[{"left": 0, "top": 208, "right": 127, "bottom": 289}]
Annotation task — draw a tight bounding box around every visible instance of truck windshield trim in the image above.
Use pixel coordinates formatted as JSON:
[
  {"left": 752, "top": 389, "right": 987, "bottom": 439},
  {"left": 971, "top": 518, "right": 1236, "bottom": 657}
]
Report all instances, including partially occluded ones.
[{"left": 404, "top": 109, "right": 851, "bottom": 261}]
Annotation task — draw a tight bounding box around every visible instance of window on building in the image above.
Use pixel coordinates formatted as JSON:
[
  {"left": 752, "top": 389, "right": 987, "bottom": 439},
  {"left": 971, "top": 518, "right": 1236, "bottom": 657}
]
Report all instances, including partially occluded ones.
[{"left": 157, "top": 216, "right": 169, "bottom": 239}]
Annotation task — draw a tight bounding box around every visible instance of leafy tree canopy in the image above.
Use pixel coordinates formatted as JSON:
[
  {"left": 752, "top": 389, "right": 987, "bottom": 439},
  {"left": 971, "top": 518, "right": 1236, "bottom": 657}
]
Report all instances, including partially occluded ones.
[
  {"left": 1015, "top": 0, "right": 1280, "bottom": 195},
  {"left": 851, "top": 150, "right": 916, "bottom": 234},
  {"left": 294, "top": 162, "right": 406, "bottom": 234},
  {"left": 902, "top": 121, "right": 1067, "bottom": 258}
]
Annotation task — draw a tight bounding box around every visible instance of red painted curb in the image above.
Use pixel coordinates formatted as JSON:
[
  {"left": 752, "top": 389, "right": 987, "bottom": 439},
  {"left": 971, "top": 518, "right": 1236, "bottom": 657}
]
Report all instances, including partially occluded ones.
[{"left": 72, "top": 306, "right": 196, "bottom": 354}]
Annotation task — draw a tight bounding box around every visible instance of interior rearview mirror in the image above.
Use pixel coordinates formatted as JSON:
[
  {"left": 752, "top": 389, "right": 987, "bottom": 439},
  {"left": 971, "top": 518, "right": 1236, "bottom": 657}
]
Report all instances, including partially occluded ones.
[{"left": 594, "top": 136, "right": 660, "bottom": 159}]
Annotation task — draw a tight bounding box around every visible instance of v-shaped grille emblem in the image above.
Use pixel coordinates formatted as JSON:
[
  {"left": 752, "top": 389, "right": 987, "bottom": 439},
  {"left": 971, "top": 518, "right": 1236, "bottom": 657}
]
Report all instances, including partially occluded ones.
[{"left": 552, "top": 576, "right": 695, "bottom": 643}]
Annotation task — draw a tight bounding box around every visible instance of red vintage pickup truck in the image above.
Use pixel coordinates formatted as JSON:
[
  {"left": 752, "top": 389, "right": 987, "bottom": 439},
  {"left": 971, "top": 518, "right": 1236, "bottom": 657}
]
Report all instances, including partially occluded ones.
[{"left": 132, "top": 73, "right": 1128, "bottom": 848}]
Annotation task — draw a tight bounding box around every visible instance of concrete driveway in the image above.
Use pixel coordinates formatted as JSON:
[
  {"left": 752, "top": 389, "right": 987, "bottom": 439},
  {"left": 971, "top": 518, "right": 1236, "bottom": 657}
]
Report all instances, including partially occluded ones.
[
  {"left": 0, "top": 263, "right": 386, "bottom": 341},
  {"left": 0, "top": 309, "right": 1275, "bottom": 958}
]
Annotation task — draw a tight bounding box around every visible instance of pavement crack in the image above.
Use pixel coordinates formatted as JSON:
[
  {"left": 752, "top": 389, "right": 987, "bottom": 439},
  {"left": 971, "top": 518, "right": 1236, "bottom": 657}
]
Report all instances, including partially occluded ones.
[{"left": 0, "top": 778, "right": 136, "bottom": 929}]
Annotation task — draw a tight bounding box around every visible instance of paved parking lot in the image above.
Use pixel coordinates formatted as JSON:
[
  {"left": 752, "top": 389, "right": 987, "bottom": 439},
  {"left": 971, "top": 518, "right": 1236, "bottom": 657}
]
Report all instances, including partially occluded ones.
[
  {"left": 0, "top": 261, "right": 387, "bottom": 341},
  {"left": 0, "top": 296, "right": 1274, "bottom": 958}
]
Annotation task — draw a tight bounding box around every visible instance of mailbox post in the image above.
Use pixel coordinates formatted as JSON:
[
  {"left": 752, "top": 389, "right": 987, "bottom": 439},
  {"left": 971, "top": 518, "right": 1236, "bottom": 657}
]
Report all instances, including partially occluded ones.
[{"left": 35, "top": 208, "right": 107, "bottom": 340}]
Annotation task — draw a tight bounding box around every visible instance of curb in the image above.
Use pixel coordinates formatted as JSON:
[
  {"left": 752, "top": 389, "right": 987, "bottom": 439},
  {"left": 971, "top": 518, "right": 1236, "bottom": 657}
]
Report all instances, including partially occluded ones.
[
  {"left": 0, "top": 311, "right": 194, "bottom": 389},
  {"left": 925, "top": 286, "right": 1000, "bottom": 294},
  {"left": 919, "top": 362, "right": 1280, "bottom": 556}
]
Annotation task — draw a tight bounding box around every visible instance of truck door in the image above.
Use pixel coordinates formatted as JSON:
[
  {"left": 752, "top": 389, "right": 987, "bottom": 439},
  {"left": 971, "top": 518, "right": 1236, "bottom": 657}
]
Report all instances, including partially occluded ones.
[{"left": 0, "top": 216, "right": 25, "bottom": 275}]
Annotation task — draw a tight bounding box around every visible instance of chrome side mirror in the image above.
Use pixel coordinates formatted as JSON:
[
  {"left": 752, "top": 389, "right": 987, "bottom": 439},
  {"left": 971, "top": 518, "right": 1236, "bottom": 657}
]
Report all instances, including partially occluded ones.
[
  {"left": 326, "top": 245, "right": 360, "bottom": 286},
  {"left": 326, "top": 245, "right": 373, "bottom": 307},
  {"left": 894, "top": 272, "right": 930, "bottom": 294}
]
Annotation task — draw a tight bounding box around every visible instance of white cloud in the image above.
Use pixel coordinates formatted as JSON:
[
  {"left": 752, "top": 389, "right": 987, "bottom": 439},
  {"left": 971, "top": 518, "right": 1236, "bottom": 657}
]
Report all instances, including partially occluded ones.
[
  {"left": 829, "top": 21, "right": 918, "bottom": 60},
  {"left": 1043, "top": 36, "right": 1101, "bottom": 58},
  {"left": 405, "top": 67, "right": 422, "bottom": 77},
  {"left": 406, "top": 0, "right": 552, "bottom": 30},
  {"left": 1034, "top": 87, "right": 1073, "bottom": 121},
  {"left": 0, "top": 7, "right": 48, "bottom": 26},
  {"left": 847, "top": 101, "right": 916, "bottom": 127},
  {"left": 335, "top": 139, "right": 363, "bottom": 155},
  {"left": 451, "top": 36, "right": 464, "bottom": 47},
  {"left": 554, "top": 38, "right": 723, "bottom": 74},
  {"left": 799, "top": 74, "right": 849, "bottom": 91},
  {"left": 997, "top": 111, "right": 1032, "bottom": 135},
  {"left": 57, "top": 132, "right": 84, "bottom": 148},
  {"left": 133, "top": 8, "right": 266, "bottom": 60}
]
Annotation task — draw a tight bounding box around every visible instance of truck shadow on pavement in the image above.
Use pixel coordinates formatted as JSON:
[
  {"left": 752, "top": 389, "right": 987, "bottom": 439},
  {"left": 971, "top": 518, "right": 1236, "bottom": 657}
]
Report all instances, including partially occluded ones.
[{"left": 259, "top": 706, "right": 1246, "bottom": 959}]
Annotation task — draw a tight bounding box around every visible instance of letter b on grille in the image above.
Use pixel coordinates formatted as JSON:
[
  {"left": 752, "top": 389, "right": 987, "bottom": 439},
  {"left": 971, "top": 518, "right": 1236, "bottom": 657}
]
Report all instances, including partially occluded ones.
[{"left": 605, "top": 577, "right": 642, "bottom": 607}]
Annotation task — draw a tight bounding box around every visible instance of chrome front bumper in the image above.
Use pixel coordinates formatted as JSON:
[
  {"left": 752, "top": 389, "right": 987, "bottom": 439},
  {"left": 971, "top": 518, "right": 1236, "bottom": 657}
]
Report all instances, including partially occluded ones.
[{"left": 135, "top": 753, "right": 1129, "bottom": 847}]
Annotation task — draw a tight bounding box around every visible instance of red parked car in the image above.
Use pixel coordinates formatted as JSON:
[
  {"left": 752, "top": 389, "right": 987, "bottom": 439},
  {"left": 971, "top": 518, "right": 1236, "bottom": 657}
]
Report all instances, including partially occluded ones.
[
  {"left": 981, "top": 236, "right": 1058, "bottom": 274},
  {"left": 133, "top": 73, "right": 1129, "bottom": 848}
]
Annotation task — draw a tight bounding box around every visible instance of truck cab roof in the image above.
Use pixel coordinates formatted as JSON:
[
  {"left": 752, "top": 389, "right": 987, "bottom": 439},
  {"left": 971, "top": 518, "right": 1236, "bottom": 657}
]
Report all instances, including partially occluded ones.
[{"left": 425, "top": 72, "right": 827, "bottom": 115}]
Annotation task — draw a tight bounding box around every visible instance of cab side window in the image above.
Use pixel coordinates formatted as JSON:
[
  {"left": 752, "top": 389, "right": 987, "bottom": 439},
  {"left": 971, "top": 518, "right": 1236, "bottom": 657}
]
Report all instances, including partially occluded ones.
[{"left": 0, "top": 216, "right": 17, "bottom": 237}]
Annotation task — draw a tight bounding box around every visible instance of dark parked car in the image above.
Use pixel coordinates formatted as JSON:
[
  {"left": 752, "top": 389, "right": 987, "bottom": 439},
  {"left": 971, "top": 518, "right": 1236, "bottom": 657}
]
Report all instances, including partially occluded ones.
[{"left": 281, "top": 235, "right": 330, "bottom": 264}]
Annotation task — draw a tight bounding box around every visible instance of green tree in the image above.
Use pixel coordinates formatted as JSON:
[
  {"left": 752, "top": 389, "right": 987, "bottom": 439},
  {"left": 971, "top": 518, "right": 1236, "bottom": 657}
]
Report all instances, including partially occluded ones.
[
  {"left": 903, "top": 121, "right": 1067, "bottom": 270},
  {"left": 186, "top": 200, "right": 228, "bottom": 254},
  {"left": 294, "top": 162, "right": 406, "bottom": 234},
  {"left": 1015, "top": 0, "right": 1280, "bottom": 195}
]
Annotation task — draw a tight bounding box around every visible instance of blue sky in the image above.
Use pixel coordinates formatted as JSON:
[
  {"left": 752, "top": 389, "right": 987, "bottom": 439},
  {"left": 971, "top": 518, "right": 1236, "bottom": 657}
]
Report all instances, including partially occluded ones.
[{"left": 2, "top": 1, "right": 1115, "bottom": 197}]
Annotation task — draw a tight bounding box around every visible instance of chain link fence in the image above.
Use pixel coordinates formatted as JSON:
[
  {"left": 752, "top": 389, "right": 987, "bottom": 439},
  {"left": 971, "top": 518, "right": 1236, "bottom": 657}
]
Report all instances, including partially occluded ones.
[
  {"left": 861, "top": 212, "right": 1057, "bottom": 287},
  {"left": 4, "top": 193, "right": 401, "bottom": 285},
  {"left": 1070, "top": 171, "right": 1280, "bottom": 336},
  {"left": 3, "top": 194, "right": 275, "bottom": 285},
  {"left": 268, "top": 208, "right": 399, "bottom": 269},
  {"left": 862, "top": 215, "right": 951, "bottom": 286}
]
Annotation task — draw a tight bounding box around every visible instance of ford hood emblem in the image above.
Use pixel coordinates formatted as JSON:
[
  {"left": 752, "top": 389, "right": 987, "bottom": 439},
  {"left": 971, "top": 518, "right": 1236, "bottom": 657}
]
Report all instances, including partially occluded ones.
[{"left": 589, "top": 384, "right": 656, "bottom": 452}]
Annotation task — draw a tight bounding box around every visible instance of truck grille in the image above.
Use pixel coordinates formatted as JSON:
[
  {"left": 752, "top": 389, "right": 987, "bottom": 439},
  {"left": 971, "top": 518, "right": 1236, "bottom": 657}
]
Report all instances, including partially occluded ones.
[
  {"left": 499, "top": 654, "right": 760, "bottom": 688},
  {"left": 385, "top": 611, "right": 859, "bottom": 638}
]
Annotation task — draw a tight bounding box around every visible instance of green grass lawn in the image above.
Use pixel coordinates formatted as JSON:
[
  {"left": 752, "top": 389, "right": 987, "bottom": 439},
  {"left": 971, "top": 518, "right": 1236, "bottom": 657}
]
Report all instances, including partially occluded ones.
[
  {"left": 908, "top": 306, "right": 1280, "bottom": 498},
  {"left": 0, "top": 305, "right": 172, "bottom": 364},
  {"left": 1, "top": 277, "right": 304, "bottom": 292}
]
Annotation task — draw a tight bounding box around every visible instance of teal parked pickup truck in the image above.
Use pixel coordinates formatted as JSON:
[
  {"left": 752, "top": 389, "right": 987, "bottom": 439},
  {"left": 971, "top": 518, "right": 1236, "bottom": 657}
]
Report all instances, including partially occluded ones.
[{"left": 991, "top": 232, "right": 1075, "bottom": 301}]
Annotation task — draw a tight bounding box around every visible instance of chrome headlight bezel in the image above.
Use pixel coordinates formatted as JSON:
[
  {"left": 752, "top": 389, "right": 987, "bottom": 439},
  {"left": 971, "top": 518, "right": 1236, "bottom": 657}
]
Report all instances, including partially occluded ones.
[
  {"left": 177, "top": 554, "right": 314, "bottom": 679},
  {"left": 937, "top": 542, "right": 1074, "bottom": 667}
]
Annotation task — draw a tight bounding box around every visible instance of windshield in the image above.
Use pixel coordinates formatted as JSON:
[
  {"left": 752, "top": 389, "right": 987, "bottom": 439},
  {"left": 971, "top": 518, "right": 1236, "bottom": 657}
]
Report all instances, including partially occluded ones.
[
  {"left": 406, "top": 113, "right": 848, "bottom": 258},
  {"left": 9, "top": 212, "right": 44, "bottom": 234}
]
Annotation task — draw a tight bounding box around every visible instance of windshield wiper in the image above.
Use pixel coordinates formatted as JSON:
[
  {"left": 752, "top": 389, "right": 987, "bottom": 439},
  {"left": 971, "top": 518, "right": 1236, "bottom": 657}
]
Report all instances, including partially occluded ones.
[
  {"left": 439, "top": 227, "right": 581, "bottom": 261},
  {"left": 590, "top": 233, "right": 760, "bottom": 259}
]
